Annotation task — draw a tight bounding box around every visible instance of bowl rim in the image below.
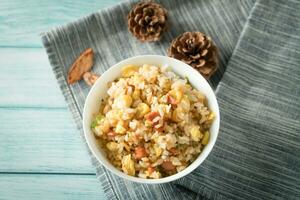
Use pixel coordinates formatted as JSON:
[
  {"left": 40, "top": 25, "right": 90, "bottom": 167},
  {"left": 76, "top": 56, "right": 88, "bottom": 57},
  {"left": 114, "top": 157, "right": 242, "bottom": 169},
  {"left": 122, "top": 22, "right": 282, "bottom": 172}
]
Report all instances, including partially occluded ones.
[{"left": 83, "top": 54, "right": 220, "bottom": 184}]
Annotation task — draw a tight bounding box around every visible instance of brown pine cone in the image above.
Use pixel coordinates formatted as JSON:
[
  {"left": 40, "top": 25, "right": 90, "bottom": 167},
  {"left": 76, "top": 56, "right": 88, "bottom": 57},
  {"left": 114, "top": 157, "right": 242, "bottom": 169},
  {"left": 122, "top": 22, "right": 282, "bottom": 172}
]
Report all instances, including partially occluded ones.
[
  {"left": 127, "top": 1, "right": 168, "bottom": 42},
  {"left": 168, "top": 32, "right": 218, "bottom": 79}
]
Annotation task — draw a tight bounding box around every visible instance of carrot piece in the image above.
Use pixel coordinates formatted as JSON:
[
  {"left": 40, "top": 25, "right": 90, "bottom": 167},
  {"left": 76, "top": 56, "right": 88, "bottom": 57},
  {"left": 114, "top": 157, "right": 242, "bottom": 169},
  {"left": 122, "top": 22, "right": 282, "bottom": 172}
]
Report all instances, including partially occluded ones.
[
  {"left": 134, "top": 146, "right": 147, "bottom": 160},
  {"left": 147, "top": 166, "right": 155, "bottom": 174},
  {"left": 145, "top": 111, "right": 160, "bottom": 121},
  {"left": 167, "top": 95, "right": 177, "bottom": 105},
  {"left": 107, "top": 131, "right": 116, "bottom": 140},
  {"left": 169, "top": 148, "right": 179, "bottom": 155}
]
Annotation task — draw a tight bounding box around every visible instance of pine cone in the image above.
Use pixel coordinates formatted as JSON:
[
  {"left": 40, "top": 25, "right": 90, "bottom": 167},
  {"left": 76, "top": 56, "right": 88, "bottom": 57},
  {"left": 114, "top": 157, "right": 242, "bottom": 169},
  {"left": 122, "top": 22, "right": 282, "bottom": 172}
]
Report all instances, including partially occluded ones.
[
  {"left": 168, "top": 32, "right": 218, "bottom": 79},
  {"left": 127, "top": 1, "right": 168, "bottom": 42}
]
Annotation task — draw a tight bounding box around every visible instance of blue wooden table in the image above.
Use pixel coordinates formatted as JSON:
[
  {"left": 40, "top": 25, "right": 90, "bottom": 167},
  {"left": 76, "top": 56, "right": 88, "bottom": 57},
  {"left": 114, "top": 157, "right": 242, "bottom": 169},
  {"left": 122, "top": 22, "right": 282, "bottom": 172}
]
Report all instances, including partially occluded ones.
[{"left": 0, "top": 1, "right": 121, "bottom": 199}]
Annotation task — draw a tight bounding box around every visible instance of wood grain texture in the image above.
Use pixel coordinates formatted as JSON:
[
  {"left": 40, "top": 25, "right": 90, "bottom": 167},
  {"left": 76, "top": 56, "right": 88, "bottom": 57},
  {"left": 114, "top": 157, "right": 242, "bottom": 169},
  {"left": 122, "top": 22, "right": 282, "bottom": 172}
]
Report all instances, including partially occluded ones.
[
  {"left": 0, "top": 0, "right": 122, "bottom": 47},
  {"left": 0, "top": 108, "right": 94, "bottom": 173},
  {"left": 0, "top": 48, "right": 66, "bottom": 108},
  {"left": 0, "top": 174, "right": 105, "bottom": 200},
  {"left": 0, "top": 0, "right": 122, "bottom": 199}
]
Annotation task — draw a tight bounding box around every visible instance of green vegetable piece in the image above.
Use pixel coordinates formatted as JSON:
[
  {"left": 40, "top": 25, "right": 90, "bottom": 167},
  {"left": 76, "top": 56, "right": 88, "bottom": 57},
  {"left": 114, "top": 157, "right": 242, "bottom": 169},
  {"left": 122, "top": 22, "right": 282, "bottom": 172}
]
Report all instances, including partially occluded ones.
[
  {"left": 95, "top": 114, "right": 104, "bottom": 122},
  {"left": 91, "top": 114, "right": 104, "bottom": 129},
  {"left": 184, "top": 76, "right": 190, "bottom": 83},
  {"left": 91, "top": 120, "right": 98, "bottom": 129}
]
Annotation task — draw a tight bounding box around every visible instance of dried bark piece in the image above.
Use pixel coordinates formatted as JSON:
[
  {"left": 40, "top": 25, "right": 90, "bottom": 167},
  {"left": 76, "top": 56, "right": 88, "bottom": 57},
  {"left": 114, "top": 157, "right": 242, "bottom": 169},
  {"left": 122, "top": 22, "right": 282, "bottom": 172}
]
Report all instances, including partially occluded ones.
[
  {"left": 67, "top": 48, "right": 94, "bottom": 84},
  {"left": 83, "top": 72, "right": 99, "bottom": 86}
]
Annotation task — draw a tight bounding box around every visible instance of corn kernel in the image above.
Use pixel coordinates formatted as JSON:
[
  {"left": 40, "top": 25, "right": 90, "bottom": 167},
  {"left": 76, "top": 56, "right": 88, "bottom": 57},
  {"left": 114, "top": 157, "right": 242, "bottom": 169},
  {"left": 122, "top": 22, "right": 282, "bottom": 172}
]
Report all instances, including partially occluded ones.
[
  {"left": 106, "top": 109, "right": 122, "bottom": 126},
  {"left": 132, "top": 89, "right": 141, "bottom": 100},
  {"left": 102, "top": 104, "right": 110, "bottom": 114},
  {"left": 115, "top": 122, "right": 127, "bottom": 134},
  {"left": 106, "top": 109, "right": 122, "bottom": 119},
  {"left": 208, "top": 112, "right": 215, "bottom": 121},
  {"left": 106, "top": 142, "right": 118, "bottom": 151},
  {"left": 172, "top": 107, "right": 184, "bottom": 122},
  {"left": 202, "top": 131, "right": 210, "bottom": 145},
  {"left": 121, "top": 109, "right": 135, "bottom": 120},
  {"left": 190, "top": 126, "right": 203, "bottom": 142},
  {"left": 122, "top": 65, "right": 139, "bottom": 77},
  {"left": 94, "top": 126, "right": 103, "bottom": 137},
  {"left": 178, "top": 95, "right": 190, "bottom": 111},
  {"left": 100, "top": 119, "right": 110, "bottom": 133},
  {"left": 154, "top": 145, "right": 162, "bottom": 157},
  {"left": 144, "top": 120, "right": 152, "bottom": 127},
  {"left": 113, "top": 95, "right": 132, "bottom": 109},
  {"left": 150, "top": 171, "right": 161, "bottom": 179},
  {"left": 132, "top": 74, "right": 144, "bottom": 86},
  {"left": 136, "top": 103, "right": 150, "bottom": 119},
  {"left": 122, "top": 154, "right": 135, "bottom": 176},
  {"left": 168, "top": 89, "right": 183, "bottom": 104}
]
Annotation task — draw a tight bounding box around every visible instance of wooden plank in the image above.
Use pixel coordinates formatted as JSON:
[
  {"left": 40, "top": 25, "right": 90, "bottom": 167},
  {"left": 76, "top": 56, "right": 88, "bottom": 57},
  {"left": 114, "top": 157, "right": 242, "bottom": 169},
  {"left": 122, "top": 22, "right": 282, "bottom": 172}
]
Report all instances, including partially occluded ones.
[
  {"left": 0, "top": 48, "right": 66, "bottom": 108},
  {"left": 0, "top": 0, "right": 122, "bottom": 47},
  {"left": 0, "top": 174, "right": 106, "bottom": 200},
  {"left": 0, "top": 108, "right": 95, "bottom": 173}
]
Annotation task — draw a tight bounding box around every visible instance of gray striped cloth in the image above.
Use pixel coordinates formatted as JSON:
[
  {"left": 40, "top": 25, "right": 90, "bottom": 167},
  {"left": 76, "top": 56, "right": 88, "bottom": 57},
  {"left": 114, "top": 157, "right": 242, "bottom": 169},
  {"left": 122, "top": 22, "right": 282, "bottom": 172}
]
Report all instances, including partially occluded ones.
[{"left": 41, "top": 0, "right": 300, "bottom": 199}]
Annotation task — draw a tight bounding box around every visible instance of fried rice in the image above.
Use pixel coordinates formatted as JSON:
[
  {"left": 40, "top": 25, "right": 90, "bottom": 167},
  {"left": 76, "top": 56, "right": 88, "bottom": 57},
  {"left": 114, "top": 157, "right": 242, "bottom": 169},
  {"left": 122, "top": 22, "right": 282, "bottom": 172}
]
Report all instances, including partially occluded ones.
[{"left": 91, "top": 64, "right": 214, "bottom": 179}]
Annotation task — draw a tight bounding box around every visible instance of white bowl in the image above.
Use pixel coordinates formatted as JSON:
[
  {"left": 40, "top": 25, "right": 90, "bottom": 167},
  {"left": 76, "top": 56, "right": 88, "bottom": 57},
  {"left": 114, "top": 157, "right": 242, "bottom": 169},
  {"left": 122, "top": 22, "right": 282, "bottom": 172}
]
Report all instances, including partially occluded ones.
[{"left": 83, "top": 55, "right": 220, "bottom": 184}]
